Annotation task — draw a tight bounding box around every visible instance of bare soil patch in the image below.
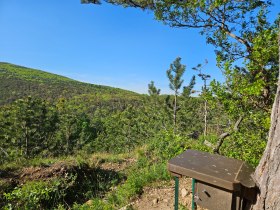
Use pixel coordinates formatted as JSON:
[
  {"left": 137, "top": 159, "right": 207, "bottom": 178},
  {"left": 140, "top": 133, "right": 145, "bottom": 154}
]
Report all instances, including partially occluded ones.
[
  {"left": 132, "top": 177, "right": 205, "bottom": 210},
  {"left": 99, "top": 158, "right": 136, "bottom": 172},
  {"left": 19, "top": 161, "right": 77, "bottom": 184}
]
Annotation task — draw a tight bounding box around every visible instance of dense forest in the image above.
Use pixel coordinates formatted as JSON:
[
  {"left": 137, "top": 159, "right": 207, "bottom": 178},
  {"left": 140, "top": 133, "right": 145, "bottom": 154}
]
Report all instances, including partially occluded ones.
[
  {"left": 1, "top": 0, "right": 279, "bottom": 209},
  {"left": 0, "top": 50, "right": 277, "bottom": 209},
  {"left": 0, "top": 62, "right": 139, "bottom": 105}
]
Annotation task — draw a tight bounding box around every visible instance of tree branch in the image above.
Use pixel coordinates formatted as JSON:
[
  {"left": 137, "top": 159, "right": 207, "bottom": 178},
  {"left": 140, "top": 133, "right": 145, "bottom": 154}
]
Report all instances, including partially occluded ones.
[
  {"left": 221, "top": 25, "right": 252, "bottom": 54},
  {"left": 205, "top": 7, "right": 252, "bottom": 55},
  {"left": 81, "top": 0, "right": 155, "bottom": 9},
  {"left": 213, "top": 115, "right": 244, "bottom": 154},
  {"left": 0, "top": 146, "right": 9, "bottom": 157}
]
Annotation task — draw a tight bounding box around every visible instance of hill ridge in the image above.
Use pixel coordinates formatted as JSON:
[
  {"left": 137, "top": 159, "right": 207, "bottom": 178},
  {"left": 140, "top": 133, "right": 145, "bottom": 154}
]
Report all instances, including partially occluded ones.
[{"left": 0, "top": 62, "right": 140, "bottom": 105}]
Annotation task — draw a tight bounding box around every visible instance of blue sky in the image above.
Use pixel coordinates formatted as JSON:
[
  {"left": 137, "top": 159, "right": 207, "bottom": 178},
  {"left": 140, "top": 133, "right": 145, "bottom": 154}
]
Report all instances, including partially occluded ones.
[{"left": 0, "top": 1, "right": 279, "bottom": 94}]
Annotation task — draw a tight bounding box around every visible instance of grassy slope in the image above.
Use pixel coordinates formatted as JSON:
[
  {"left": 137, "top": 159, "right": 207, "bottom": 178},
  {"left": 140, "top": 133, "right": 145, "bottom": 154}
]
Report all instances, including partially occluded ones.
[{"left": 0, "top": 62, "right": 140, "bottom": 105}]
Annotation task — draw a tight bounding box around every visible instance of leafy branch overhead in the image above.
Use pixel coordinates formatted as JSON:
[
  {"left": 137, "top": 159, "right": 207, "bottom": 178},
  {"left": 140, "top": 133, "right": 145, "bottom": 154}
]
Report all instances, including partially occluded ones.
[
  {"left": 81, "top": 0, "right": 155, "bottom": 9},
  {"left": 83, "top": 0, "right": 273, "bottom": 61}
]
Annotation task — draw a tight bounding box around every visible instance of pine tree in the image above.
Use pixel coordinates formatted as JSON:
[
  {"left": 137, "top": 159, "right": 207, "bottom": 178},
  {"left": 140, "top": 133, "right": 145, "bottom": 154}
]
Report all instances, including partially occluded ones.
[
  {"left": 166, "top": 57, "right": 185, "bottom": 134},
  {"left": 148, "top": 81, "right": 160, "bottom": 96}
]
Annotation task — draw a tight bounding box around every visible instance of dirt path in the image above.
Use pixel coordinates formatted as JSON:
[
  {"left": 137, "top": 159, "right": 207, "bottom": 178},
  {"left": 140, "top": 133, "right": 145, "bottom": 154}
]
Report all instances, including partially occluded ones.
[
  {"left": 97, "top": 159, "right": 205, "bottom": 210},
  {"left": 131, "top": 177, "right": 205, "bottom": 210}
]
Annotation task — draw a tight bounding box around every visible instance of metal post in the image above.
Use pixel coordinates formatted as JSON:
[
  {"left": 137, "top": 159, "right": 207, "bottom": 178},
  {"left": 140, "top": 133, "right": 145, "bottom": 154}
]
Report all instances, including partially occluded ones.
[
  {"left": 192, "top": 178, "right": 196, "bottom": 210},
  {"left": 174, "top": 176, "right": 179, "bottom": 210}
]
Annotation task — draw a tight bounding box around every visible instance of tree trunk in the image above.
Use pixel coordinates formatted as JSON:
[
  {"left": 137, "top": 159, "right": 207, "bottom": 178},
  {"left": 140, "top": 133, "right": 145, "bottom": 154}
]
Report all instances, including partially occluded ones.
[
  {"left": 203, "top": 79, "right": 207, "bottom": 137},
  {"left": 251, "top": 25, "right": 280, "bottom": 210},
  {"left": 25, "top": 126, "right": 29, "bottom": 157},
  {"left": 173, "top": 93, "right": 177, "bottom": 134},
  {"left": 203, "top": 99, "right": 207, "bottom": 137}
]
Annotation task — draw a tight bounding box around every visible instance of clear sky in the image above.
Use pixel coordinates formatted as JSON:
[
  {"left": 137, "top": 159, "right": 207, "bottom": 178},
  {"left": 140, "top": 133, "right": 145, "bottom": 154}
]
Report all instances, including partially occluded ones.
[{"left": 0, "top": 1, "right": 279, "bottom": 94}]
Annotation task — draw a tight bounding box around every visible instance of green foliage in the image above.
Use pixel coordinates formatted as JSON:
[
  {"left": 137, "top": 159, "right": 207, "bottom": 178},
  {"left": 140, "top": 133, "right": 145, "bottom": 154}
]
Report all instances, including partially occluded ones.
[
  {"left": 0, "top": 97, "right": 58, "bottom": 159},
  {"left": 1, "top": 159, "right": 124, "bottom": 209},
  {"left": 82, "top": 0, "right": 279, "bottom": 170},
  {"left": 107, "top": 162, "right": 170, "bottom": 206},
  {"left": 166, "top": 57, "right": 189, "bottom": 133},
  {"left": 91, "top": 105, "right": 145, "bottom": 153},
  {"left": 155, "top": 1, "right": 274, "bottom": 61},
  {"left": 148, "top": 131, "right": 186, "bottom": 161},
  {"left": 148, "top": 130, "right": 211, "bottom": 162},
  {"left": 148, "top": 81, "right": 161, "bottom": 96},
  {"left": 81, "top": 0, "right": 154, "bottom": 9},
  {"left": 4, "top": 180, "right": 62, "bottom": 209},
  {"left": 53, "top": 101, "right": 95, "bottom": 155},
  {"left": 220, "top": 116, "right": 268, "bottom": 166},
  {"left": 72, "top": 198, "right": 113, "bottom": 210},
  {"left": 182, "top": 75, "right": 196, "bottom": 98},
  {"left": 2, "top": 1, "right": 279, "bottom": 209},
  {"left": 76, "top": 155, "right": 171, "bottom": 209},
  {"left": 208, "top": 20, "right": 279, "bottom": 165},
  {"left": 0, "top": 62, "right": 139, "bottom": 106},
  {"left": 0, "top": 61, "right": 226, "bottom": 166},
  {"left": 166, "top": 57, "right": 185, "bottom": 93}
]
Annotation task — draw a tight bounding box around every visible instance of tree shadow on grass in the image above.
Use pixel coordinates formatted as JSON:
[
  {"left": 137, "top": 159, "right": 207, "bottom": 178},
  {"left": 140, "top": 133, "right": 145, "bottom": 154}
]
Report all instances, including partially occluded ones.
[
  {"left": 61, "top": 165, "right": 126, "bottom": 206},
  {"left": 1, "top": 163, "right": 126, "bottom": 209}
]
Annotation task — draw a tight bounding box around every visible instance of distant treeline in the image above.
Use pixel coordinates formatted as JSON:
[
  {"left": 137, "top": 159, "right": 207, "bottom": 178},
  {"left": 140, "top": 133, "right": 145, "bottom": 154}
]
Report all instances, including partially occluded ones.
[{"left": 0, "top": 60, "right": 275, "bottom": 167}]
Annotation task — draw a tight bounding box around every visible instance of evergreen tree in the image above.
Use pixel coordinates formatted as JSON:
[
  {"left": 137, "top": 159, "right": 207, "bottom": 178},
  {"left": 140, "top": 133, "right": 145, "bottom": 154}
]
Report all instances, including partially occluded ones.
[
  {"left": 182, "top": 75, "right": 196, "bottom": 98},
  {"left": 148, "top": 81, "right": 160, "bottom": 96},
  {"left": 0, "top": 97, "right": 58, "bottom": 158},
  {"left": 193, "top": 61, "right": 211, "bottom": 137},
  {"left": 166, "top": 57, "right": 185, "bottom": 134}
]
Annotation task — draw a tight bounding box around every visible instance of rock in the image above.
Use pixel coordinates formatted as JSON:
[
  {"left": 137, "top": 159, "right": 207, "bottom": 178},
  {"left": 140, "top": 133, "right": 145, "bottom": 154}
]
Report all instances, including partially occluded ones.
[
  {"left": 152, "top": 198, "right": 159, "bottom": 205},
  {"left": 119, "top": 203, "right": 135, "bottom": 210},
  {"left": 85, "top": 200, "right": 93, "bottom": 206},
  {"left": 181, "top": 188, "right": 188, "bottom": 198}
]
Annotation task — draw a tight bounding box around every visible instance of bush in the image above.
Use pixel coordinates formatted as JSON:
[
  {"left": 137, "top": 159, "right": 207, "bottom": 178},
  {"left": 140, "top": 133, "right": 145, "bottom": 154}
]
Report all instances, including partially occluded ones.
[
  {"left": 4, "top": 180, "right": 61, "bottom": 209},
  {"left": 106, "top": 162, "right": 170, "bottom": 207},
  {"left": 147, "top": 130, "right": 211, "bottom": 162}
]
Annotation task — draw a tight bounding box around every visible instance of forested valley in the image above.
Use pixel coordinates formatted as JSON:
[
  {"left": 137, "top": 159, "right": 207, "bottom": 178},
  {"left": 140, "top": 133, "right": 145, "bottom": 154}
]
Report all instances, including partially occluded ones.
[
  {"left": 1, "top": 1, "right": 280, "bottom": 209},
  {"left": 0, "top": 36, "right": 278, "bottom": 209}
]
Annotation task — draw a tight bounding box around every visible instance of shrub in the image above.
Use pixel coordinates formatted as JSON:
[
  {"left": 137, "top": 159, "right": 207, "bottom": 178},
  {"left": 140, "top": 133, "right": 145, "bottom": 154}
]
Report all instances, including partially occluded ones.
[{"left": 4, "top": 180, "right": 61, "bottom": 209}]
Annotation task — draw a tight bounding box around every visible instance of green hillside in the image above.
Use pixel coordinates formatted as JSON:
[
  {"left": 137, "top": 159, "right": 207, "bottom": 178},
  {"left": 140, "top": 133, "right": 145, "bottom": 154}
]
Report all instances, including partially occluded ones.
[
  {"left": 0, "top": 58, "right": 270, "bottom": 209},
  {"left": 0, "top": 62, "right": 140, "bottom": 105}
]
